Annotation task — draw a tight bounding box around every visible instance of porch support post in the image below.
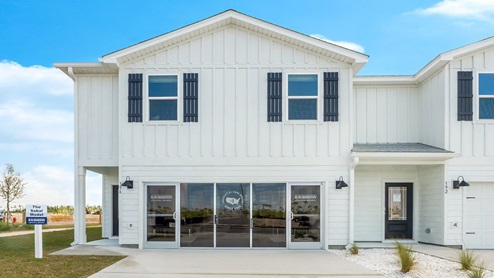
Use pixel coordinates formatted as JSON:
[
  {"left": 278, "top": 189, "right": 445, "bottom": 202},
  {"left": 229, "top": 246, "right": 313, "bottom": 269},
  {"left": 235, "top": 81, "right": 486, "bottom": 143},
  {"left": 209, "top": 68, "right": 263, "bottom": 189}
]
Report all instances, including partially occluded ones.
[
  {"left": 72, "top": 166, "right": 87, "bottom": 246},
  {"left": 349, "top": 157, "right": 359, "bottom": 244}
]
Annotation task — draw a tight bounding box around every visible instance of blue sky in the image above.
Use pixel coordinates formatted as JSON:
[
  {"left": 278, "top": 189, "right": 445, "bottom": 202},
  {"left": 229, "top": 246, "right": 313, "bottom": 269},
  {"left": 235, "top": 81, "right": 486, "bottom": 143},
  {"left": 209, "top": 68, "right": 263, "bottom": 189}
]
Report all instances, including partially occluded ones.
[{"left": 1, "top": 0, "right": 494, "bottom": 206}]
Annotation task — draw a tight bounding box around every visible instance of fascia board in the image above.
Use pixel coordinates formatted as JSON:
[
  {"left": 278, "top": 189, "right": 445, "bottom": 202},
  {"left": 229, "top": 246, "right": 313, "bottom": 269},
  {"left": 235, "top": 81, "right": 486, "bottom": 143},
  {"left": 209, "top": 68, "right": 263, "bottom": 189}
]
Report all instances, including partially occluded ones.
[
  {"left": 351, "top": 151, "right": 459, "bottom": 161},
  {"left": 354, "top": 76, "right": 417, "bottom": 86}
]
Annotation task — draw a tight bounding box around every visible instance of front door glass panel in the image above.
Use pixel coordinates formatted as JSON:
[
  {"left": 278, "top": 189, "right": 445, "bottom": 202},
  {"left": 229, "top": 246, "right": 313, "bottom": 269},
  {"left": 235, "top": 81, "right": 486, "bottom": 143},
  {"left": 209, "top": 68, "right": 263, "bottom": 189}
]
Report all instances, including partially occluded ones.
[
  {"left": 216, "top": 183, "right": 250, "bottom": 247},
  {"left": 291, "top": 185, "right": 320, "bottom": 243},
  {"left": 147, "top": 185, "right": 176, "bottom": 242},
  {"left": 252, "top": 183, "right": 286, "bottom": 247},
  {"left": 180, "top": 183, "right": 214, "bottom": 247},
  {"left": 387, "top": 187, "right": 407, "bottom": 221}
]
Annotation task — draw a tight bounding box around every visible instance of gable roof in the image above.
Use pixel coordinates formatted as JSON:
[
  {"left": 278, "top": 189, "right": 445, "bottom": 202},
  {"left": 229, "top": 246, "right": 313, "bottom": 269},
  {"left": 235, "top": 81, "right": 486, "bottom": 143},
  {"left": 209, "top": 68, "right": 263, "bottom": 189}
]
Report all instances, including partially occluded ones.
[
  {"left": 99, "top": 9, "right": 368, "bottom": 73},
  {"left": 355, "top": 36, "right": 494, "bottom": 85}
]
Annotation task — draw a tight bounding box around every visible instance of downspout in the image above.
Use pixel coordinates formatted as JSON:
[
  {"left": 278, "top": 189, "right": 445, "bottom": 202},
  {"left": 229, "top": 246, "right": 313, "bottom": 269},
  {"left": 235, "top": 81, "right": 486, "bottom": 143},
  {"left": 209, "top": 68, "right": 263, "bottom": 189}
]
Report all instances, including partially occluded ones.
[{"left": 349, "top": 156, "right": 359, "bottom": 245}]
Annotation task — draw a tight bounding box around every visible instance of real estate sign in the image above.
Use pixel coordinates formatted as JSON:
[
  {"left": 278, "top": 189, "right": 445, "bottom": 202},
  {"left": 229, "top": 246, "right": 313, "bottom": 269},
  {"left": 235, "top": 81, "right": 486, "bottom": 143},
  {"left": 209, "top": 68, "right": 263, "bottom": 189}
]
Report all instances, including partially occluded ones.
[{"left": 26, "top": 204, "right": 48, "bottom": 225}]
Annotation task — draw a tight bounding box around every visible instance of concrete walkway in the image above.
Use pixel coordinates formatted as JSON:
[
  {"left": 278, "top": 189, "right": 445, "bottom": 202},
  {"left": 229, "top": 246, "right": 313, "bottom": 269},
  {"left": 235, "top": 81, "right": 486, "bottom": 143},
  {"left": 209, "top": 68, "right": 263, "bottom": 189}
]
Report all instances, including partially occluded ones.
[{"left": 414, "top": 244, "right": 494, "bottom": 271}]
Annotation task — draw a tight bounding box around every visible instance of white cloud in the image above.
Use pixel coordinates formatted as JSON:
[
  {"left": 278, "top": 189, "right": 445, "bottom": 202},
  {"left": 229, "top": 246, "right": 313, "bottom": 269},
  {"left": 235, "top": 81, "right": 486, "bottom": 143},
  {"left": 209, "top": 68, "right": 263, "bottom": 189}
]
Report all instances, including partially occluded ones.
[
  {"left": 310, "top": 34, "right": 365, "bottom": 53},
  {"left": 416, "top": 0, "right": 494, "bottom": 21}
]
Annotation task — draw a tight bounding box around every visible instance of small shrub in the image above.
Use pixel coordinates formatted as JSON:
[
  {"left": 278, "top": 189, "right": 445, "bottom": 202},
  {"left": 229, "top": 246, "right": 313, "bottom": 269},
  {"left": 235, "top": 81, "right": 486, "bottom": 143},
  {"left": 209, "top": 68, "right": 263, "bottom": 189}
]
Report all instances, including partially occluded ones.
[
  {"left": 395, "top": 241, "right": 416, "bottom": 273},
  {"left": 349, "top": 242, "right": 359, "bottom": 255},
  {"left": 459, "top": 250, "right": 477, "bottom": 271},
  {"left": 467, "top": 261, "right": 487, "bottom": 278}
]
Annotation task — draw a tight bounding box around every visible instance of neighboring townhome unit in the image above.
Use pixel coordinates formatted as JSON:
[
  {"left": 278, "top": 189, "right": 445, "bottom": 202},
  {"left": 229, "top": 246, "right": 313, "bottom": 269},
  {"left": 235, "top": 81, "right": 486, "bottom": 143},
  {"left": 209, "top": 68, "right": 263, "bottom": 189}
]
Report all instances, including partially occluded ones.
[{"left": 56, "top": 10, "right": 494, "bottom": 250}]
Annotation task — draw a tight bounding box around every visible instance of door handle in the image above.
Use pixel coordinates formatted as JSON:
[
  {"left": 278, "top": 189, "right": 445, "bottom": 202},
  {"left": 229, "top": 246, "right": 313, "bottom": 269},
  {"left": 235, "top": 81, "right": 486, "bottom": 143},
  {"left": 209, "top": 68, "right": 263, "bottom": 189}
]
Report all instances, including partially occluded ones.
[
  {"left": 250, "top": 218, "right": 253, "bottom": 229},
  {"left": 290, "top": 212, "right": 294, "bottom": 220},
  {"left": 214, "top": 215, "right": 218, "bottom": 224},
  {"left": 172, "top": 212, "right": 176, "bottom": 220}
]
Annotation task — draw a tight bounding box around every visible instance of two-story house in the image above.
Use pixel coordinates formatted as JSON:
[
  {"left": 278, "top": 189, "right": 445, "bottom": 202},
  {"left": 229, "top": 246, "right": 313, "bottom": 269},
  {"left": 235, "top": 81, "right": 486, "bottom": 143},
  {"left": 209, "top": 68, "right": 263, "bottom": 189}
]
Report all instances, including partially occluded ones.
[{"left": 56, "top": 10, "right": 494, "bottom": 249}]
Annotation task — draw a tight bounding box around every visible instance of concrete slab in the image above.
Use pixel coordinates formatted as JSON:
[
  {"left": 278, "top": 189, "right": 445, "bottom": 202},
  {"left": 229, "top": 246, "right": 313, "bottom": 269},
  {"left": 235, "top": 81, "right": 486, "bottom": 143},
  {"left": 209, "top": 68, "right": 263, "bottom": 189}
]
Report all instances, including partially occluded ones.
[
  {"left": 88, "top": 249, "right": 383, "bottom": 278},
  {"left": 414, "top": 244, "right": 494, "bottom": 271}
]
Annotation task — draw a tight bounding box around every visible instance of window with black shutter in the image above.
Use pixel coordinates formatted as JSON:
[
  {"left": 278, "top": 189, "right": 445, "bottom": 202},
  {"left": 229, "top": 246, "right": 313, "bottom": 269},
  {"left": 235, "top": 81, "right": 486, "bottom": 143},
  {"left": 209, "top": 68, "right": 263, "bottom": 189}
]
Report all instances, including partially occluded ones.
[
  {"left": 128, "top": 73, "right": 143, "bottom": 122},
  {"left": 267, "top": 72, "right": 282, "bottom": 122},
  {"left": 324, "top": 72, "right": 339, "bottom": 122},
  {"left": 458, "top": 71, "right": 473, "bottom": 121}
]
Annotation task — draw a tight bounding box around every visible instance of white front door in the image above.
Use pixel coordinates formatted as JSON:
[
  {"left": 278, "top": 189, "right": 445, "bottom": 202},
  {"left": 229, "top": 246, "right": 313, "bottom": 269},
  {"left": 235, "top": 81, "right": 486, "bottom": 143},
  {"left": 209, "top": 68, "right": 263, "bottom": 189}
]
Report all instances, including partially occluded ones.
[
  {"left": 145, "top": 184, "right": 179, "bottom": 248},
  {"left": 288, "top": 184, "right": 322, "bottom": 249}
]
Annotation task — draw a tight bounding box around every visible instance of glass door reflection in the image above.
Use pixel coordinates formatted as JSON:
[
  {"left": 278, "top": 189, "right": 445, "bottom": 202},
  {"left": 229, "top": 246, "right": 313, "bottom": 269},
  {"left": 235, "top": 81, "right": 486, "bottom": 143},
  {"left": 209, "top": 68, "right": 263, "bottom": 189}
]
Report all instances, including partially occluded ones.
[
  {"left": 290, "top": 185, "right": 321, "bottom": 248},
  {"left": 180, "top": 183, "right": 214, "bottom": 247},
  {"left": 215, "top": 183, "right": 250, "bottom": 247},
  {"left": 146, "top": 185, "right": 178, "bottom": 248},
  {"left": 252, "top": 183, "right": 286, "bottom": 247}
]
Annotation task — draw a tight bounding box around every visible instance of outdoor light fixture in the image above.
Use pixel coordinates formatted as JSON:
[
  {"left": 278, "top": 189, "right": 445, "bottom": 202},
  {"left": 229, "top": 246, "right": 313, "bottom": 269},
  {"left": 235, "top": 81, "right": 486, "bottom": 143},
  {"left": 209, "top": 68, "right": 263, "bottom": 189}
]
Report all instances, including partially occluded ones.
[
  {"left": 453, "top": 176, "right": 469, "bottom": 189},
  {"left": 336, "top": 176, "right": 348, "bottom": 189},
  {"left": 121, "top": 176, "right": 134, "bottom": 189}
]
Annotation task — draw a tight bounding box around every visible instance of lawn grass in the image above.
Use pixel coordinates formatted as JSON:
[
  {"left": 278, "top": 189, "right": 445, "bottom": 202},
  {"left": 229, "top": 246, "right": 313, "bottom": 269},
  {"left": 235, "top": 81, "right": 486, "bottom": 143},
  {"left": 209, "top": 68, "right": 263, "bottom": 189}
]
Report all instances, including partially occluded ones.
[
  {"left": 0, "top": 227, "right": 124, "bottom": 278},
  {"left": 0, "top": 222, "right": 100, "bottom": 233}
]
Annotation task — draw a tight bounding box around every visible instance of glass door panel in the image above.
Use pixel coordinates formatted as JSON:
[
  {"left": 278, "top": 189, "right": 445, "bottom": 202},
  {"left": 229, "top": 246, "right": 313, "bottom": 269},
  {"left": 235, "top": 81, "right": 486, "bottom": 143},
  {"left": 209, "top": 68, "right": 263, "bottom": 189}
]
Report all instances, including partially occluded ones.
[
  {"left": 215, "top": 183, "right": 250, "bottom": 247},
  {"left": 252, "top": 183, "right": 286, "bottom": 247},
  {"left": 180, "top": 183, "right": 214, "bottom": 247},
  {"left": 146, "top": 185, "right": 178, "bottom": 248},
  {"left": 290, "top": 185, "right": 321, "bottom": 249},
  {"left": 385, "top": 183, "right": 413, "bottom": 239}
]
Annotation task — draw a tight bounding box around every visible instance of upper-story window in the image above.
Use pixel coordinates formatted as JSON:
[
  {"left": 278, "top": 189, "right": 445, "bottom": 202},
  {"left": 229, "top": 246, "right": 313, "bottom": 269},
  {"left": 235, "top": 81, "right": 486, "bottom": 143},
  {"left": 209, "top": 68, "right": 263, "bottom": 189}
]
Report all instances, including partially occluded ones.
[
  {"left": 479, "top": 73, "right": 494, "bottom": 120},
  {"left": 288, "top": 74, "right": 318, "bottom": 120},
  {"left": 148, "top": 75, "right": 178, "bottom": 121}
]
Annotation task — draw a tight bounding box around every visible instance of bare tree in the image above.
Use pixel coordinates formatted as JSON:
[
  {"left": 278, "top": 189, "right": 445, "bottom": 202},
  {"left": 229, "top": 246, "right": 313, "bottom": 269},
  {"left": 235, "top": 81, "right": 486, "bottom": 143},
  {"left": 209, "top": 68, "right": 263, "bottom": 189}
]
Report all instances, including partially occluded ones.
[{"left": 0, "top": 164, "right": 26, "bottom": 225}]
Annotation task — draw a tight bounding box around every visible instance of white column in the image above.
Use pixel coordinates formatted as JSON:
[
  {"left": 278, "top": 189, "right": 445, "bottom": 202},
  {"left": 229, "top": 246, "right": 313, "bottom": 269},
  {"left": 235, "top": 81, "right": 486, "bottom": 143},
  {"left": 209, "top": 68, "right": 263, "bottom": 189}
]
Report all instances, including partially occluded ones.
[
  {"left": 72, "top": 166, "right": 87, "bottom": 246},
  {"left": 349, "top": 157, "right": 359, "bottom": 244}
]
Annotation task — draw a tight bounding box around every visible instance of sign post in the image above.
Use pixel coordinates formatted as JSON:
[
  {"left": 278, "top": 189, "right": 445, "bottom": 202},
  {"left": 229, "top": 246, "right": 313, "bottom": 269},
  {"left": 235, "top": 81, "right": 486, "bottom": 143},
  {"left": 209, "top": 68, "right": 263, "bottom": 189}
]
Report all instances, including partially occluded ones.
[{"left": 26, "top": 204, "right": 48, "bottom": 259}]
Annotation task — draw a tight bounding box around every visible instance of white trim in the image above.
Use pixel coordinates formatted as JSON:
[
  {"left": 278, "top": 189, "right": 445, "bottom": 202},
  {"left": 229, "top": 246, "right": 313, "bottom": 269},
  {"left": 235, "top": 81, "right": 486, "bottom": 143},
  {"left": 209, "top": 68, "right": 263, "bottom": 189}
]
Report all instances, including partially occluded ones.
[
  {"left": 145, "top": 74, "right": 182, "bottom": 123},
  {"left": 381, "top": 179, "right": 416, "bottom": 241},
  {"left": 285, "top": 72, "right": 322, "bottom": 122}
]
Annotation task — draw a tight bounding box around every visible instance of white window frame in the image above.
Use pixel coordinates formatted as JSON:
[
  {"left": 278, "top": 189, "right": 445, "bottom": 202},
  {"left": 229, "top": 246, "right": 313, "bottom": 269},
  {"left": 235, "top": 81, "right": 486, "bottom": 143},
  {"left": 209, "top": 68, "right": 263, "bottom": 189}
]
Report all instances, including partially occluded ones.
[
  {"left": 475, "top": 71, "right": 494, "bottom": 122},
  {"left": 146, "top": 74, "right": 181, "bottom": 122},
  {"left": 285, "top": 73, "right": 321, "bottom": 122}
]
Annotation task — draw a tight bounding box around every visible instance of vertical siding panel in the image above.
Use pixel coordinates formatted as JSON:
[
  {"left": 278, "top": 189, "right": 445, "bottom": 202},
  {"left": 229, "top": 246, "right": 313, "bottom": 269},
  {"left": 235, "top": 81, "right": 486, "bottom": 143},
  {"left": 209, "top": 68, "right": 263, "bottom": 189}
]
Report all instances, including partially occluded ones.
[
  {"left": 179, "top": 42, "right": 190, "bottom": 64},
  {"left": 247, "top": 32, "right": 259, "bottom": 64},
  {"left": 132, "top": 124, "right": 143, "bottom": 158},
  {"left": 112, "top": 76, "right": 119, "bottom": 160},
  {"left": 485, "top": 49, "right": 494, "bottom": 68},
  {"left": 409, "top": 87, "right": 419, "bottom": 142},
  {"left": 473, "top": 52, "right": 485, "bottom": 69},
  {"left": 398, "top": 87, "right": 409, "bottom": 142},
  {"left": 270, "top": 124, "right": 282, "bottom": 157},
  {"left": 485, "top": 125, "right": 494, "bottom": 156},
  {"left": 259, "top": 37, "right": 270, "bottom": 64},
  {"left": 225, "top": 27, "right": 235, "bottom": 65},
  {"left": 235, "top": 68, "right": 247, "bottom": 157},
  {"left": 387, "top": 88, "right": 399, "bottom": 142},
  {"left": 461, "top": 122, "right": 473, "bottom": 156},
  {"left": 156, "top": 50, "right": 166, "bottom": 64},
  {"left": 78, "top": 77, "right": 89, "bottom": 161},
  {"left": 224, "top": 69, "right": 236, "bottom": 157},
  {"left": 247, "top": 68, "right": 259, "bottom": 157},
  {"left": 283, "top": 124, "right": 294, "bottom": 157},
  {"left": 167, "top": 125, "right": 179, "bottom": 157},
  {"left": 355, "top": 88, "right": 367, "bottom": 143},
  {"left": 366, "top": 87, "right": 377, "bottom": 143},
  {"left": 144, "top": 125, "right": 155, "bottom": 157},
  {"left": 294, "top": 49, "right": 305, "bottom": 64},
  {"left": 271, "top": 42, "right": 282, "bottom": 64},
  {"left": 201, "top": 68, "right": 213, "bottom": 157},
  {"left": 293, "top": 125, "right": 304, "bottom": 157},
  {"left": 473, "top": 124, "right": 485, "bottom": 157},
  {"left": 190, "top": 124, "right": 201, "bottom": 157},
  {"left": 156, "top": 126, "right": 166, "bottom": 157},
  {"left": 316, "top": 124, "right": 328, "bottom": 157},
  {"left": 190, "top": 38, "right": 201, "bottom": 64},
  {"left": 236, "top": 29, "right": 247, "bottom": 64},
  {"left": 305, "top": 124, "right": 317, "bottom": 157},
  {"left": 376, "top": 88, "right": 388, "bottom": 143},
  {"left": 90, "top": 76, "right": 101, "bottom": 160},
  {"left": 258, "top": 69, "right": 269, "bottom": 157},
  {"left": 329, "top": 124, "right": 340, "bottom": 156},
  {"left": 212, "top": 29, "right": 224, "bottom": 64},
  {"left": 212, "top": 68, "right": 224, "bottom": 157},
  {"left": 179, "top": 125, "right": 190, "bottom": 157},
  {"left": 167, "top": 46, "right": 178, "bottom": 64},
  {"left": 283, "top": 45, "right": 294, "bottom": 64},
  {"left": 101, "top": 77, "right": 113, "bottom": 159},
  {"left": 201, "top": 34, "right": 213, "bottom": 64}
]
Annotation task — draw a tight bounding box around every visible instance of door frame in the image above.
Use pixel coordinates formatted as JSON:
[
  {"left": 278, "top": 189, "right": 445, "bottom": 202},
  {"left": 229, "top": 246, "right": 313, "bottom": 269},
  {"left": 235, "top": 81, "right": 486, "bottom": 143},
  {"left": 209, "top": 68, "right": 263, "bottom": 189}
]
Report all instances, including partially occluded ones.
[
  {"left": 144, "top": 183, "right": 180, "bottom": 248},
  {"left": 287, "top": 182, "right": 324, "bottom": 249},
  {"left": 383, "top": 182, "right": 413, "bottom": 240}
]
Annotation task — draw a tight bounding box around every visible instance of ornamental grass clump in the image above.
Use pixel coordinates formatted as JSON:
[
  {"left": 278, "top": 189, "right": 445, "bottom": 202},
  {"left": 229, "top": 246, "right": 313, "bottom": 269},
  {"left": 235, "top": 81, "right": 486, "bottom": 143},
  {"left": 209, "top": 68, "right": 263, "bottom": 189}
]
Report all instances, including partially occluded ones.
[
  {"left": 467, "top": 262, "right": 487, "bottom": 278},
  {"left": 349, "top": 242, "right": 359, "bottom": 255},
  {"left": 459, "top": 250, "right": 477, "bottom": 271},
  {"left": 395, "top": 241, "right": 416, "bottom": 273}
]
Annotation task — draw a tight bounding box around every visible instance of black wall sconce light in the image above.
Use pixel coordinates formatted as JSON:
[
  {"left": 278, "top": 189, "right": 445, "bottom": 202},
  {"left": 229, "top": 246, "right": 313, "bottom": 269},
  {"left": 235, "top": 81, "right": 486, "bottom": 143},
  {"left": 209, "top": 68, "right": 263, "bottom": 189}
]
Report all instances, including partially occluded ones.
[
  {"left": 121, "top": 176, "right": 134, "bottom": 189},
  {"left": 336, "top": 176, "right": 348, "bottom": 189},
  {"left": 453, "top": 176, "right": 469, "bottom": 189}
]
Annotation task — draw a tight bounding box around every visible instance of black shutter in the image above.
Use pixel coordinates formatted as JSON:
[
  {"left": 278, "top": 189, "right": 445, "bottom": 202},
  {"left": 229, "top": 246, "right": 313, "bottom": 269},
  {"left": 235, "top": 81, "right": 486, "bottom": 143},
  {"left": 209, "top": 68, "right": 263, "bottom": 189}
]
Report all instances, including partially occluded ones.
[
  {"left": 183, "top": 73, "right": 199, "bottom": 122},
  {"left": 458, "top": 71, "right": 473, "bottom": 121},
  {"left": 267, "top": 72, "right": 282, "bottom": 122},
  {"left": 128, "top": 73, "right": 143, "bottom": 122},
  {"left": 324, "top": 72, "right": 339, "bottom": 122}
]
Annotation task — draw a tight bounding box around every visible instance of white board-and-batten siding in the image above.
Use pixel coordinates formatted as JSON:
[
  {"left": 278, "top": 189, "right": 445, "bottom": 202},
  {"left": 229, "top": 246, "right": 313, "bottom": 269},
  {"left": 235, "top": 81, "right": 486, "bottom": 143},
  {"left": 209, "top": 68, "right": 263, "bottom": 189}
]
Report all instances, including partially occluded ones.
[
  {"left": 76, "top": 75, "right": 119, "bottom": 166},
  {"left": 119, "top": 25, "right": 353, "bottom": 164}
]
